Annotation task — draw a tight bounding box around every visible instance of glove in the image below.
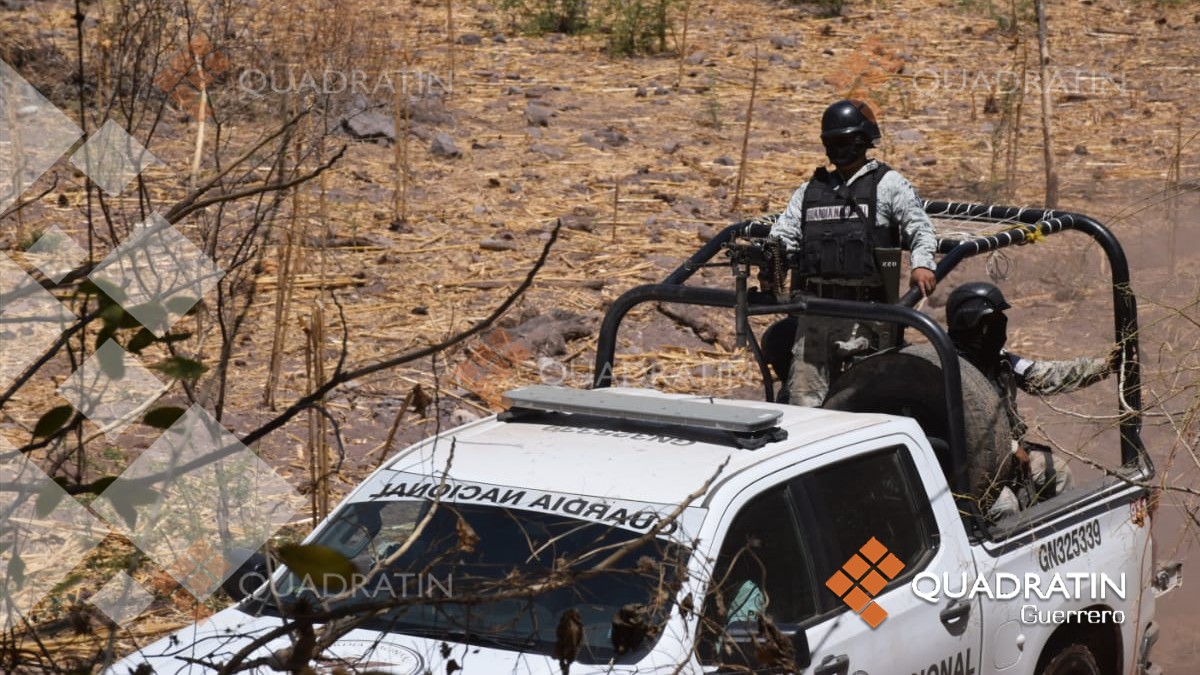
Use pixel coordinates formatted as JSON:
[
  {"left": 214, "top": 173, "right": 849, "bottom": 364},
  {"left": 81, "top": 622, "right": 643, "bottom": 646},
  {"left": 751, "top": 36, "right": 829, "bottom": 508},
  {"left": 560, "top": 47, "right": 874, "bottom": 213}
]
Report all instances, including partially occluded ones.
[
  {"left": 834, "top": 335, "right": 871, "bottom": 358},
  {"left": 1105, "top": 344, "right": 1122, "bottom": 373}
]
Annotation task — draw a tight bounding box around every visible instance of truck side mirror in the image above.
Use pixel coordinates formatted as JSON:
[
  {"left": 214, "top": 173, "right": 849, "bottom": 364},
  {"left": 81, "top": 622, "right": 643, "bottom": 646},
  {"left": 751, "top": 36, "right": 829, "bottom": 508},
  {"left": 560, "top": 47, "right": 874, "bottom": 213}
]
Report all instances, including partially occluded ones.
[
  {"left": 221, "top": 548, "right": 270, "bottom": 602},
  {"left": 791, "top": 628, "right": 812, "bottom": 669}
]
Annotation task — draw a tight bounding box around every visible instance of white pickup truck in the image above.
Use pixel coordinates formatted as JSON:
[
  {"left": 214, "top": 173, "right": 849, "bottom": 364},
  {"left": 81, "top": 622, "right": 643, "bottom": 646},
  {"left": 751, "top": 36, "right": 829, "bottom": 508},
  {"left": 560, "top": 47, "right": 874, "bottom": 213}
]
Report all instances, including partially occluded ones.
[{"left": 111, "top": 202, "right": 1179, "bottom": 674}]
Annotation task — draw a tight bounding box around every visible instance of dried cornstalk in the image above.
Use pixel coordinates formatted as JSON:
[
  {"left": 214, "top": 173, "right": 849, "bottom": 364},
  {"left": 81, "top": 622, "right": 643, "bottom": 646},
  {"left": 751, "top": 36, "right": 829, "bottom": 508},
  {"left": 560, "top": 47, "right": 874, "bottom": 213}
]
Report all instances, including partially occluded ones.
[
  {"left": 731, "top": 47, "right": 759, "bottom": 214},
  {"left": 612, "top": 175, "right": 620, "bottom": 242},
  {"left": 1035, "top": 0, "right": 1058, "bottom": 208},
  {"left": 446, "top": 0, "right": 456, "bottom": 94},
  {"left": 1005, "top": 40, "right": 1027, "bottom": 201},
  {"left": 263, "top": 116, "right": 306, "bottom": 409},
  {"left": 189, "top": 47, "right": 208, "bottom": 191},
  {"left": 1167, "top": 123, "right": 1182, "bottom": 275},
  {"left": 676, "top": 0, "right": 692, "bottom": 88},
  {"left": 304, "top": 306, "right": 331, "bottom": 523},
  {"left": 394, "top": 84, "right": 411, "bottom": 224}
]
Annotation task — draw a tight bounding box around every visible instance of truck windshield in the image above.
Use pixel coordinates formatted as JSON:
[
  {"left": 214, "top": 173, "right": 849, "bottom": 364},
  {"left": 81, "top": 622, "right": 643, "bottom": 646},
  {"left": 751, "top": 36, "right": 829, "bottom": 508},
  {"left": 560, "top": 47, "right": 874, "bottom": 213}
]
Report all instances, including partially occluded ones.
[{"left": 252, "top": 499, "right": 690, "bottom": 663}]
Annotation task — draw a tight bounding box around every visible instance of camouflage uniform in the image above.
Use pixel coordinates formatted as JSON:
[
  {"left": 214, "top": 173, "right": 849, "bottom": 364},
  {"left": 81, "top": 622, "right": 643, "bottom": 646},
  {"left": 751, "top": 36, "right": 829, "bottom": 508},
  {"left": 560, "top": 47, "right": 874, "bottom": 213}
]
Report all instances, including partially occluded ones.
[
  {"left": 988, "top": 351, "right": 1111, "bottom": 518},
  {"left": 997, "top": 351, "right": 1112, "bottom": 440},
  {"left": 770, "top": 159, "right": 938, "bottom": 407}
]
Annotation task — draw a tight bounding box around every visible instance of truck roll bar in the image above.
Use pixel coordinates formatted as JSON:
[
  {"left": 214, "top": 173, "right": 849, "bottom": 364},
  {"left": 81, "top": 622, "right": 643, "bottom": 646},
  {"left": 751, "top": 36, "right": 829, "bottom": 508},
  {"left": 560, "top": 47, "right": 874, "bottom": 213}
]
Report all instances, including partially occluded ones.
[{"left": 591, "top": 200, "right": 1149, "bottom": 517}]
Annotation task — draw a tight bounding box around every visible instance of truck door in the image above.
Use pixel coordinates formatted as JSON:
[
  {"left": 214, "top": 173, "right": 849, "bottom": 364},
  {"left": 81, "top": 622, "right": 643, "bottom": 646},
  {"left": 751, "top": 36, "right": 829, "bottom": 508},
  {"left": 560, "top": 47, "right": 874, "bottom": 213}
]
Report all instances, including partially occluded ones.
[
  {"left": 797, "top": 440, "right": 983, "bottom": 675},
  {"left": 697, "top": 438, "right": 982, "bottom": 675}
]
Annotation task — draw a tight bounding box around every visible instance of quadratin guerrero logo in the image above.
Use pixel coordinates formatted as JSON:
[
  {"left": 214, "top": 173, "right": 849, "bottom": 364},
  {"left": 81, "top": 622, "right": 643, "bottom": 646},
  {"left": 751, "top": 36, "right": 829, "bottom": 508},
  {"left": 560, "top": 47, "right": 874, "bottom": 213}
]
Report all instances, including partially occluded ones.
[
  {"left": 824, "top": 537, "right": 906, "bottom": 628},
  {"left": 910, "top": 572, "right": 1127, "bottom": 625}
]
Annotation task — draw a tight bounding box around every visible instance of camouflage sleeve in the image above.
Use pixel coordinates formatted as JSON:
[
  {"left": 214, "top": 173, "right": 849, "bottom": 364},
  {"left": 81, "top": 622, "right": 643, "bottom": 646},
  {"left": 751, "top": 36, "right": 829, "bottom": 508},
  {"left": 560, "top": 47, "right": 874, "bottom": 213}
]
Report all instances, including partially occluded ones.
[
  {"left": 877, "top": 170, "right": 936, "bottom": 270},
  {"left": 1013, "top": 355, "right": 1112, "bottom": 396},
  {"left": 769, "top": 182, "right": 808, "bottom": 252}
]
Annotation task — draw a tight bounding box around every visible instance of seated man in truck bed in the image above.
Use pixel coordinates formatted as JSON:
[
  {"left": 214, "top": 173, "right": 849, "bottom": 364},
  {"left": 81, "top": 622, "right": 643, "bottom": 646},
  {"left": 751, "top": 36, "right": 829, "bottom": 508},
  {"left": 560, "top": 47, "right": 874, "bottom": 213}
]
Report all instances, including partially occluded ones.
[{"left": 945, "top": 282, "right": 1119, "bottom": 515}]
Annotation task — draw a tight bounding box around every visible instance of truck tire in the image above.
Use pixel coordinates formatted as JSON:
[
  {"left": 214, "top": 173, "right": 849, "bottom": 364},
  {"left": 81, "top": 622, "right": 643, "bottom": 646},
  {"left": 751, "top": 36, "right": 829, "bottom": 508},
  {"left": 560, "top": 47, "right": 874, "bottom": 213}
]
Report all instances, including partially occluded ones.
[
  {"left": 822, "top": 343, "right": 1011, "bottom": 507},
  {"left": 1040, "top": 644, "right": 1102, "bottom": 675}
]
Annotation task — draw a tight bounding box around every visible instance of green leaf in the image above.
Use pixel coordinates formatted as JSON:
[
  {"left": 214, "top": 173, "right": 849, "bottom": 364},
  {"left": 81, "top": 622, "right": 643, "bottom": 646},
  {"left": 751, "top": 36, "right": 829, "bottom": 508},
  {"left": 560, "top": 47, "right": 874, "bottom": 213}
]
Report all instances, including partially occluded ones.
[
  {"left": 98, "top": 302, "right": 119, "bottom": 326},
  {"left": 85, "top": 476, "right": 157, "bottom": 503},
  {"left": 78, "top": 278, "right": 127, "bottom": 304},
  {"left": 112, "top": 498, "right": 139, "bottom": 529},
  {"left": 126, "top": 302, "right": 167, "bottom": 331},
  {"left": 97, "top": 340, "right": 126, "bottom": 380},
  {"left": 7, "top": 553, "right": 24, "bottom": 587},
  {"left": 127, "top": 329, "right": 193, "bottom": 355},
  {"left": 34, "top": 479, "right": 66, "bottom": 517},
  {"left": 95, "top": 324, "right": 118, "bottom": 352},
  {"left": 96, "top": 476, "right": 159, "bottom": 529},
  {"left": 116, "top": 308, "right": 143, "bottom": 329},
  {"left": 166, "top": 296, "right": 200, "bottom": 316},
  {"left": 98, "top": 303, "right": 144, "bottom": 330},
  {"left": 33, "top": 405, "right": 74, "bottom": 439},
  {"left": 89, "top": 476, "right": 120, "bottom": 494},
  {"left": 277, "top": 544, "right": 358, "bottom": 593},
  {"left": 127, "top": 328, "right": 156, "bottom": 354},
  {"left": 152, "top": 356, "right": 207, "bottom": 381},
  {"left": 143, "top": 406, "right": 185, "bottom": 429}
]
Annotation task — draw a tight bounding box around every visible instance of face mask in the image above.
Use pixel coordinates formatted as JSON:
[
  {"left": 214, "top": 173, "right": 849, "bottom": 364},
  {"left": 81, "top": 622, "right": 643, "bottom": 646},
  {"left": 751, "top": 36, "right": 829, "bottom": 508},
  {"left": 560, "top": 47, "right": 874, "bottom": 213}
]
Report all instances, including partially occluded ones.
[
  {"left": 979, "top": 314, "right": 1008, "bottom": 357},
  {"left": 823, "top": 135, "right": 867, "bottom": 167},
  {"left": 951, "top": 313, "right": 1008, "bottom": 372}
]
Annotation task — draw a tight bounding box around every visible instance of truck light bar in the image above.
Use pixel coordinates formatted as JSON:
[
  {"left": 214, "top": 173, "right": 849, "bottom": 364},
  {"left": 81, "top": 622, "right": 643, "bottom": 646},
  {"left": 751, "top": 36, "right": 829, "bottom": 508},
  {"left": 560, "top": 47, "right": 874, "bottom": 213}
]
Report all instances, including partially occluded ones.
[{"left": 500, "top": 385, "right": 787, "bottom": 449}]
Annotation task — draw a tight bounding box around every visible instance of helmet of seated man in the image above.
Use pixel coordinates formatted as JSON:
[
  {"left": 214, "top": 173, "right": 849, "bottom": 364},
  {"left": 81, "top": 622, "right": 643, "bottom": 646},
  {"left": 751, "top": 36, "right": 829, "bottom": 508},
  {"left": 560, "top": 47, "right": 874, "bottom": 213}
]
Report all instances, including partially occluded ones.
[{"left": 946, "top": 281, "right": 1011, "bottom": 332}]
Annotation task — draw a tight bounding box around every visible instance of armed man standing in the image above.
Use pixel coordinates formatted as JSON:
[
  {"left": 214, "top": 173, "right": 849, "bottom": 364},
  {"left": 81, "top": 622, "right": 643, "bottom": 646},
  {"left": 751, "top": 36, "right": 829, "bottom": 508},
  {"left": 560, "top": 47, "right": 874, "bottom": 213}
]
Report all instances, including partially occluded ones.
[{"left": 769, "top": 99, "right": 938, "bottom": 407}]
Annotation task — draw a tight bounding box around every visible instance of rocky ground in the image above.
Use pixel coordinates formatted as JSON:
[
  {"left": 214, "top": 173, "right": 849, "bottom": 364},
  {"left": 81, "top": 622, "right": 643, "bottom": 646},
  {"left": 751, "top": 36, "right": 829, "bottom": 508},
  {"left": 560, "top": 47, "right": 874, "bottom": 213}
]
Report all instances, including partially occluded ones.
[{"left": 1, "top": 0, "right": 1198, "bottom": 668}]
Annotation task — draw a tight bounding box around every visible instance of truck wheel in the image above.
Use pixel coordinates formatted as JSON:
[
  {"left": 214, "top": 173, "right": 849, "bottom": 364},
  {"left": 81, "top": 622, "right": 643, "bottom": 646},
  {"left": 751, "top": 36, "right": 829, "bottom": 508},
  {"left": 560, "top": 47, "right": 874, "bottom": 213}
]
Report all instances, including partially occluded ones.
[
  {"left": 822, "top": 343, "right": 1011, "bottom": 507},
  {"left": 1040, "top": 644, "right": 1102, "bottom": 675}
]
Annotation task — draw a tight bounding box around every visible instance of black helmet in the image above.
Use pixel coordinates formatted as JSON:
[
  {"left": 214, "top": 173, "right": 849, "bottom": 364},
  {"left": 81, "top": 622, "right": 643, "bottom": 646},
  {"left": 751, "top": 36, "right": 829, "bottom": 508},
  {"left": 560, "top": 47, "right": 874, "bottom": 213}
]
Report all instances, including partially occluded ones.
[
  {"left": 946, "top": 282, "right": 1011, "bottom": 331},
  {"left": 820, "top": 99, "right": 882, "bottom": 145}
]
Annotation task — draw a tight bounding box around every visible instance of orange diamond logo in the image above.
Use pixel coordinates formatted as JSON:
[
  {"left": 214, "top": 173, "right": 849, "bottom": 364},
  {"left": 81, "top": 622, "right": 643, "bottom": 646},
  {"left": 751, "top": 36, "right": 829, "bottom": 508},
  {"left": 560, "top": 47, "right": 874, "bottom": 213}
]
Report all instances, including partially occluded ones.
[{"left": 825, "top": 537, "right": 905, "bottom": 628}]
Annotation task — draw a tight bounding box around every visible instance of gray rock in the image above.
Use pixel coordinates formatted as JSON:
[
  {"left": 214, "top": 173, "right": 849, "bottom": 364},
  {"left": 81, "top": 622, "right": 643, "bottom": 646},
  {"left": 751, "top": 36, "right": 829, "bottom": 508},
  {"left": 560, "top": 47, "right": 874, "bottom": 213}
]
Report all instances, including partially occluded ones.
[
  {"left": 510, "top": 310, "right": 594, "bottom": 356},
  {"left": 430, "top": 132, "right": 462, "bottom": 158},
  {"left": 342, "top": 110, "right": 395, "bottom": 141},
  {"left": 684, "top": 51, "right": 707, "bottom": 65},
  {"left": 524, "top": 85, "right": 556, "bottom": 98},
  {"left": 662, "top": 140, "right": 681, "bottom": 154},
  {"left": 580, "top": 127, "right": 629, "bottom": 150},
  {"left": 560, "top": 214, "right": 595, "bottom": 232},
  {"left": 410, "top": 124, "right": 436, "bottom": 142},
  {"left": 713, "top": 155, "right": 736, "bottom": 166},
  {"left": 892, "top": 128, "right": 925, "bottom": 142},
  {"left": 480, "top": 238, "right": 517, "bottom": 251},
  {"left": 769, "top": 35, "right": 798, "bottom": 49},
  {"left": 530, "top": 143, "right": 566, "bottom": 160},
  {"left": 525, "top": 101, "right": 554, "bottom": 126},
  {"left": 409, "top": 99, "right": 454, "bottom": 126},
  {"left": 456, "top": 33, "right": 483, "bottom": 45}
]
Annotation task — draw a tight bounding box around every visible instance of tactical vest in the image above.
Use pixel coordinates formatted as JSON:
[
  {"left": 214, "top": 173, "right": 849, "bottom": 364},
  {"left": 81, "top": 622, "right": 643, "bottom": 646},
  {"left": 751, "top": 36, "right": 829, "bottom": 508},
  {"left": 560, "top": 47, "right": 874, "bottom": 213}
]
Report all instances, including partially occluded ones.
[{"left": 797, "top": 163, "right": 898, "bottom": 282}]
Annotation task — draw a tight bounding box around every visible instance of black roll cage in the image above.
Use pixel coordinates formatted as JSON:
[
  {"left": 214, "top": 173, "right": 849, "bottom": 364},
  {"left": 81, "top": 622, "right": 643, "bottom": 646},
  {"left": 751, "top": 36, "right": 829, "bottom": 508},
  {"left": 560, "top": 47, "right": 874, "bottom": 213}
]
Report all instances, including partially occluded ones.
[{"left": 591, "top": 200, "right": 1150, "bottom": 524}]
